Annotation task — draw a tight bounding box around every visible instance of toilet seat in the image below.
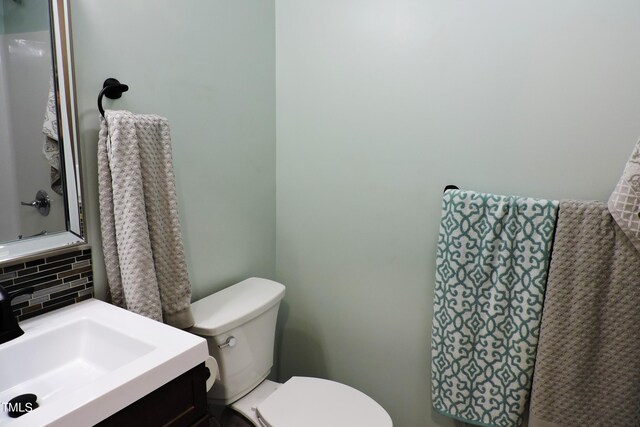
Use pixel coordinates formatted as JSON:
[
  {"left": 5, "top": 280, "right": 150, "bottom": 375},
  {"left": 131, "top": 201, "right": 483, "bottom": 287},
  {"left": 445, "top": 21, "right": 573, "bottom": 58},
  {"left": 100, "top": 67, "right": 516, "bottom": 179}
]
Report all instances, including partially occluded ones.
[{"left": 255, "top": 377, "right": 392, "bottom": 427}]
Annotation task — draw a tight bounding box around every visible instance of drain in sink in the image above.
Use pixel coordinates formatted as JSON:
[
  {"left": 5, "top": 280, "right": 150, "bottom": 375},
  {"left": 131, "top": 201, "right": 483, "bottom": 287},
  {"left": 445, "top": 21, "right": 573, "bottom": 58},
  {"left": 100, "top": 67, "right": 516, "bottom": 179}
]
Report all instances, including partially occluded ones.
[{"left": 6, "top": 393, "right": 38, "bottom": 418}]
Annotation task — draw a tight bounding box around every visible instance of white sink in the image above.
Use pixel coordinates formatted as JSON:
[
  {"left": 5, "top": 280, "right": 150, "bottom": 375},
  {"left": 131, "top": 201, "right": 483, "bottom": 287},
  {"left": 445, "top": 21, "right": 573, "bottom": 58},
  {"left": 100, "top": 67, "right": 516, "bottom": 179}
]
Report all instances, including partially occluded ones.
[{"left": 0, "top": 299, "right": 209, "bottom": 426}]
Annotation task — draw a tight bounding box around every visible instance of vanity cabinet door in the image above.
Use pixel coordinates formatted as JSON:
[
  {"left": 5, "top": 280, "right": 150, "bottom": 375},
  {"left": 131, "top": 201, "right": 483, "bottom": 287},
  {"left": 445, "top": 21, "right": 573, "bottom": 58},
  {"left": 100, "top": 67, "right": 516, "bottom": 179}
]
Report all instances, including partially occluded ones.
[{"left": 96, "top": 363, "right": 209, "bottom": 427}]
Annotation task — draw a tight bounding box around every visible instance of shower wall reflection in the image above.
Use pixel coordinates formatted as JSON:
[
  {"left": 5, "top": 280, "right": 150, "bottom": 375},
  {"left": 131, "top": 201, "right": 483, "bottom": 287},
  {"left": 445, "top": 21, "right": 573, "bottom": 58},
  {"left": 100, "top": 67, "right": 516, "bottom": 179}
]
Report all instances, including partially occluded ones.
[{"left": 0, "top": 0, "right": 65, "bottom": 242}]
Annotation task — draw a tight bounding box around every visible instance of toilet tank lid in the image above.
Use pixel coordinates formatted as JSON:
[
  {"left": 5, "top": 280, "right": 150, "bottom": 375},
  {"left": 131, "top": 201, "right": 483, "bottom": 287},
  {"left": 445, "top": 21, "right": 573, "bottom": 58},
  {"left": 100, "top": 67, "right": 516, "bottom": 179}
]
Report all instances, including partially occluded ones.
[{"left": 190, "top": 278, "right": 285, "bottom": 336}]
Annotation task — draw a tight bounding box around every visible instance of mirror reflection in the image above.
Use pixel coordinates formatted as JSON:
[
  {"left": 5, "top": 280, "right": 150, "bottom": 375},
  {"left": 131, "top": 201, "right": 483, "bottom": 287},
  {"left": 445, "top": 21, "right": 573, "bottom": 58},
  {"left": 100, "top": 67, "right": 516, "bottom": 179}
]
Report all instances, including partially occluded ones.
[{"left": 0, "top": 0, "right": 66, "bottom": 243}]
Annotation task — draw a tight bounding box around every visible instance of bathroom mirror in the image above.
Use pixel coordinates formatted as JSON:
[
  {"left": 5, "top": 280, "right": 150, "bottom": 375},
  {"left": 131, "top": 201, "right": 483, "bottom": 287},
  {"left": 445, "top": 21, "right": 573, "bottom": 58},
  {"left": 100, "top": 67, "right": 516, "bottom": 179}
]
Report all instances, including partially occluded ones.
[{"left": 0, "top": 0, "right": 84, "bottom": 263}]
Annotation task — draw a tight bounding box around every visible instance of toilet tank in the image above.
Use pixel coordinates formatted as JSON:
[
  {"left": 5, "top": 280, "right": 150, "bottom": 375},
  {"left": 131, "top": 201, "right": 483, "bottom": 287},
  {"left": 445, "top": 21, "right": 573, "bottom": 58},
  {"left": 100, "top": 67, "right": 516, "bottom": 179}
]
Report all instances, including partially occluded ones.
[{"left": 190, "top": 278, "right": 285, "bottom": 405}]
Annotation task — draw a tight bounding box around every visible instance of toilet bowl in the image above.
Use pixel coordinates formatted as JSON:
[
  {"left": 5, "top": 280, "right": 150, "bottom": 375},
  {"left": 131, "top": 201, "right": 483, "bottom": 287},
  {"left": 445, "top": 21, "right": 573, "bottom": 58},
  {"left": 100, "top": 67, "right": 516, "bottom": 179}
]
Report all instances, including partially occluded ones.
[{"left": 190, "top": 277, "right": 392, "bottom": 427}]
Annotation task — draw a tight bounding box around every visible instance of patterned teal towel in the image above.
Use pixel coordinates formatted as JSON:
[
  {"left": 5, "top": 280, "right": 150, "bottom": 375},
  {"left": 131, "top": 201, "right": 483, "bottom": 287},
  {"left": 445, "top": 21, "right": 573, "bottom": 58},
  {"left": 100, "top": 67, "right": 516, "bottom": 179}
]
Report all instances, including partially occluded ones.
[{"left": 431, "top": 189, "right": 558, "bottom": 427}]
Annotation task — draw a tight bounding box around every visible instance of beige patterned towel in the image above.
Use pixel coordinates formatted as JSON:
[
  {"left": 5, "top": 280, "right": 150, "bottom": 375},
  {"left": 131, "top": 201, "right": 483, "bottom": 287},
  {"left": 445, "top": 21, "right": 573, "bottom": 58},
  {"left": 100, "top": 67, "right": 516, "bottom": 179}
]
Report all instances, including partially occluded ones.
[
  {"left": 42, "top": 76, "right": 62, "bottom": 195},
  {"left": 529, "top": 200, "right": 640, "bottom": 427},
  {"left": 608, "top": 138, "right": 640, "bottom": 252},
  {"left": 98, "top": 110, "right": 194, "bottom": 329}
]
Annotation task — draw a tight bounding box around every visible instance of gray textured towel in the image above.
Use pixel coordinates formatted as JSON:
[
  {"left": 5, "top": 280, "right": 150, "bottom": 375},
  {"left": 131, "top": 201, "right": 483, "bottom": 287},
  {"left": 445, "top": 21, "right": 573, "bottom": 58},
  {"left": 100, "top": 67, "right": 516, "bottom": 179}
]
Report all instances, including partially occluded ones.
[
  {"left": 608, "top": 138, "right": 640, "bottom": 252},
  {"left": 98, "top": 110, "right": 194, "bottom": 329},
  {"left": 529, "top": 200, "right": 640, "bottom": 427}
]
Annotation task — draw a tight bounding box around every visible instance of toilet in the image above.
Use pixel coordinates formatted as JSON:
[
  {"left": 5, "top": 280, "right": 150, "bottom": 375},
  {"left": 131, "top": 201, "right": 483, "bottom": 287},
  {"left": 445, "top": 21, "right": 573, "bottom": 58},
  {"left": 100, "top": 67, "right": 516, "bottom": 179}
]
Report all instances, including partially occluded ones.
[{"left": 190, "top": 277, "right": 393, "bottom": 427}]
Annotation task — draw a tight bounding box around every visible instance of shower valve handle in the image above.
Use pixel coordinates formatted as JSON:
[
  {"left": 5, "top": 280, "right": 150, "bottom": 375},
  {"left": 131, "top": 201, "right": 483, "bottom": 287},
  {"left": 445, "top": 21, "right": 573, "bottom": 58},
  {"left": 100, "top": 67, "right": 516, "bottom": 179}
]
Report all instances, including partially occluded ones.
[{"left": 20, "top": 190, "right": 50, "bottom": 216}]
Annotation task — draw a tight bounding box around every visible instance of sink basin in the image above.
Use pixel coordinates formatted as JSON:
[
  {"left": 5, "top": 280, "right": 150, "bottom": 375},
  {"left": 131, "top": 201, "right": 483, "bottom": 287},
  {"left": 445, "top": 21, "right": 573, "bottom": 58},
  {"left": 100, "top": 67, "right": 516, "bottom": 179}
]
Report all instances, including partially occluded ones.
[
  {"left": 0, "top": 319, "right": 154, "bottom": 405},
  {"left": 0, "top": 299, "right": 208, "bottom": 426}
]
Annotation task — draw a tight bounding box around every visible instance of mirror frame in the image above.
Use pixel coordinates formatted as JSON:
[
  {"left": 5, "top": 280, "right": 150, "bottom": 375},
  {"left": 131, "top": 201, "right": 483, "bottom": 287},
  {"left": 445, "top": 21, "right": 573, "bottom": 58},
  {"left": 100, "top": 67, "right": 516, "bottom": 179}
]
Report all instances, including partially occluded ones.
[{"left": 0, "top": 0, "right": 85, "bottom": 264}]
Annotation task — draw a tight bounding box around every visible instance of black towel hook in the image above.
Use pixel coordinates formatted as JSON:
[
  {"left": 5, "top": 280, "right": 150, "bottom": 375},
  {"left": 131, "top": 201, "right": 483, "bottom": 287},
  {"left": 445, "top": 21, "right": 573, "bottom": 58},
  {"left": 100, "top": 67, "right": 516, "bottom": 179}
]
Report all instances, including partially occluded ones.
[
  {"left": 98, "top": 78, "right": 129, "bottom": 118},
  {"left": 443, "top": 184, "right": 459, "bottom": 194}
]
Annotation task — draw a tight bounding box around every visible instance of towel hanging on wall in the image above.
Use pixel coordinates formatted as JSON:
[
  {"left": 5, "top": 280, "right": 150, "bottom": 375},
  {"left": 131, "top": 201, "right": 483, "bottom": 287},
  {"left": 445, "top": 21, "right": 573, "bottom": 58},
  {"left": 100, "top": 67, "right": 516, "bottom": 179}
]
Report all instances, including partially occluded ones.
[
  {"left": 431, "top": 189, "right": 558, "bottom": 427},
  {"left": 609, "top": 138, "right": 640, "bottom": 252},
  {"left": 529, "top": 200, "right": 640, "bottom": 427},
  {"left": 42, "top": 75, "right": 62, "bottom": 195},
  {"left": 97, "top": 110, "right": 194, "bottom": 329}
]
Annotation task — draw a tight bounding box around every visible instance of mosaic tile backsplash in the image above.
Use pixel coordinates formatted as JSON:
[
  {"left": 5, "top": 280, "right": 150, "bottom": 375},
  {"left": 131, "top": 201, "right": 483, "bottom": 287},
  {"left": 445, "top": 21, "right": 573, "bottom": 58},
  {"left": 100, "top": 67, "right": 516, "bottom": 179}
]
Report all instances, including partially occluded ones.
[{"left": 0, "top": 246, "right": 93, "bottom": 321}]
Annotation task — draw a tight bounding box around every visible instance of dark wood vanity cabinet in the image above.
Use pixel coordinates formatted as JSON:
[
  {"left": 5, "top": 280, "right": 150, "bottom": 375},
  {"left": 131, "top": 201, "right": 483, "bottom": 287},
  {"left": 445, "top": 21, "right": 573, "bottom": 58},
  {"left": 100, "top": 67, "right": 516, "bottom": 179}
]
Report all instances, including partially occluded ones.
[{"left": 97, "top": 363, "right": 209, "bottom": 427}]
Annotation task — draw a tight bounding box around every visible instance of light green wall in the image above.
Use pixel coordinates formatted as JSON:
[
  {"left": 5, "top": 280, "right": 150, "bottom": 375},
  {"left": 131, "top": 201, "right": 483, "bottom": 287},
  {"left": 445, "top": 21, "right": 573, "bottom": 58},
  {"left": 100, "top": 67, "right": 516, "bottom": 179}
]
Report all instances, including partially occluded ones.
[
  {"left": 275, "top": 1, "right": 640, "bottom": 426},
  {"left": 2, "top": 0, "right": 49, "bottom": 34},
  {"left": 70, "top": 0, "right": 276, "bottom": 301}
]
